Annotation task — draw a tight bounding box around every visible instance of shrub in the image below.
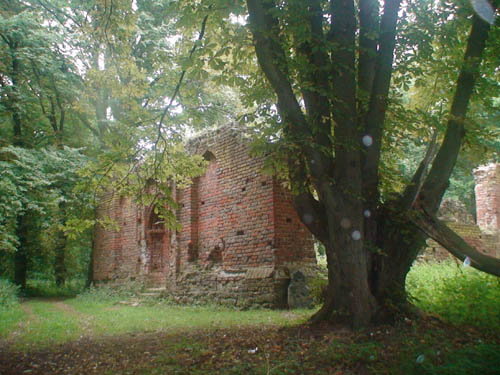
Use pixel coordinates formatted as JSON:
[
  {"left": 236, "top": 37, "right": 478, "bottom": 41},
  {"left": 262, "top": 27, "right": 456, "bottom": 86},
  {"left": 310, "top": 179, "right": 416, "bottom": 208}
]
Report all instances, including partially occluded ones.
[
  {"left": 76, "top": 279, "right": 145, "bottom": 303},
  {"left": 309, "top": 275, "right": 328, "bottom": 305},
  {"left": 0, "top": 278, "right": 20, "bottom": 310},
  {"left": 25, "top": 278, "right": 86, "bottom": 298},
  {"left": 406, "top": 261, "right": 500, "bottom": 332}
]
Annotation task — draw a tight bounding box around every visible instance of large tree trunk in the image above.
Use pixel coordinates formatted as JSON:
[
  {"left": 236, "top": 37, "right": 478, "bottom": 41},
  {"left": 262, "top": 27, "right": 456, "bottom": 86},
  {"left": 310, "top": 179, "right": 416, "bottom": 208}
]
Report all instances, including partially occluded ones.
[
  {"left": 311, "top": 205, "right": 423, "bottom": 325},
  {"left": 9, "top": 43, "right": 30, "bottom": 290},
  {"left": 246, "top": 0, "right": 494, "bottom": 328},
  {"left": 86, "top": 207, "right": 98, "bottom": 288}
]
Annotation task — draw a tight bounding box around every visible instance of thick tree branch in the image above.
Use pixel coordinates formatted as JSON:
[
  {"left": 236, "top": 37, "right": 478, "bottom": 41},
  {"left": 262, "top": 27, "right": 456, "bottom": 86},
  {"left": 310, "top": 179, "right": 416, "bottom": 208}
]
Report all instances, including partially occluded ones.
[
  {"left": 358, "top": 0, "right": 379, "bottom": 109},
  {"left": 288, "top": 157, "right": 329, "bottom": 244},
  {"left": 399, "top": 130, "right": 438, "bottom": 209},
  {"left": 294, "top": 192, "right": 329, "bottom": 245},
  {"left": 361, "top": 0, "right": 401, "bottom": 205},
  {"left": 412, "top": 209, "right": 500, "bottom": 277},
  {"left": 420, "top": 15, "right": 491, "bottom": 213},
  {"left": 297, "top": 0, "right": 332, "bottom": 157},
  {"left": 329, "top": 0, "right": 357, "bottom": 137},
  {"left": 247, "top": 0, "right": 331, "bottom": 183},
  {"left": 247, "top": 0, "right": 308, "bottom": 133}
]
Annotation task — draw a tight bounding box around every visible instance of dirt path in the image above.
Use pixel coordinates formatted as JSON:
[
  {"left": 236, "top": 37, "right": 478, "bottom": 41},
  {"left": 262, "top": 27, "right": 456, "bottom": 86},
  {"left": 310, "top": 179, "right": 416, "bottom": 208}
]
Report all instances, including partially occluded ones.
[{"left": 51, "top": 300, "right": 95, "bottom": 336}]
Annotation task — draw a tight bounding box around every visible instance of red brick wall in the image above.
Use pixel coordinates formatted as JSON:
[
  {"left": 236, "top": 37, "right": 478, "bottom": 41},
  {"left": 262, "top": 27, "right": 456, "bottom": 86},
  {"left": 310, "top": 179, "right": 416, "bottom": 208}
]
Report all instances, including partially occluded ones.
[
  {"left": 474, "top": 164, "right": 500, "bottom": 232},
  {"left": 93, "top": 194, "right": 145, "bottom": 282},
  {"left": 424, "top": 222, "right": 500, "bottom": 261},
  {"left": 422, "top": 163, "right": 500, "bottom": 261},
  {"left": 273, "top": 180, "right": 316, "bottom": 265},
  {"left": 178, "top": 126, "right": 279, "bottom": 270},
  {"left": 93, "top": 125, "right": 317, "bottom": 306}
]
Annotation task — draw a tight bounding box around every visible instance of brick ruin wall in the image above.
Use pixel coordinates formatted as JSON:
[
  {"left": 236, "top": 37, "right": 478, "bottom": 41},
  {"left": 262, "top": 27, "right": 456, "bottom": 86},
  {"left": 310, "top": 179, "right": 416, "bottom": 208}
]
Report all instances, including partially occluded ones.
[
  {"left": 93, "top": 125, "right": 316, "bottom": 308},
  {"left": 475, "top": 164, "right": 500, "bottom": 233},
  {"left": 423, "top": 163, "right": 500, "bottom": 261}
]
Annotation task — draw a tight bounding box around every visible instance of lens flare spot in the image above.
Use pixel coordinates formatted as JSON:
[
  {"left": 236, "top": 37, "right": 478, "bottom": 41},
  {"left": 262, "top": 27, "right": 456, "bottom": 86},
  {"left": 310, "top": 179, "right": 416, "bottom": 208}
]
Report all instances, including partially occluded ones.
[
  {"left": 303, "top": 213, "right": 313, "bottom": 224},
  {"left": 362, "top": 135, "right": 373, "bottom": 147},
  {"left": 340, "top": 218, "right": 351, "bottom": 229},
  {"left": 351, "top": 230, "right": 361, "bottom": 240}
]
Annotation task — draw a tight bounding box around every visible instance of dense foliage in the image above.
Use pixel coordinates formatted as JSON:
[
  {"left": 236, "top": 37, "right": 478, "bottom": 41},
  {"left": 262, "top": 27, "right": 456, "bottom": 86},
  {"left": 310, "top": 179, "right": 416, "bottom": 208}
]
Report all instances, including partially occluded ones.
[{"left": 0, "top": 0, "right": 223, "bottom": 288}]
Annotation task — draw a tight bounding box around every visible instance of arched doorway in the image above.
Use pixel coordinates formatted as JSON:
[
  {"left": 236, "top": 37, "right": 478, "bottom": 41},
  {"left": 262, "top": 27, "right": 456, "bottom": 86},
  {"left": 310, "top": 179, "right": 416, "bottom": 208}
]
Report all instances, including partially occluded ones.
[{"left": 145, "top": 207, "right": 168, "bottom": 273}]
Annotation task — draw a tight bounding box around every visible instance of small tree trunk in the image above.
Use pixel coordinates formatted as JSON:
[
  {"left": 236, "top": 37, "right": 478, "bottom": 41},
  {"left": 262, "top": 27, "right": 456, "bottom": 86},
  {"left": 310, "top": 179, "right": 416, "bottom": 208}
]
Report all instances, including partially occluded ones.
[
  {"left": 86, "top": 210, "right": 98, "bottom": 288},
  {"left": 54, "top": 235, "right": 66, "bottom": 287},
  {"left": 14, "top": 214, "right": 29, "bottom": 289},
  {"left": 54, "top": 201, "right": 67, "bottom": 286}
]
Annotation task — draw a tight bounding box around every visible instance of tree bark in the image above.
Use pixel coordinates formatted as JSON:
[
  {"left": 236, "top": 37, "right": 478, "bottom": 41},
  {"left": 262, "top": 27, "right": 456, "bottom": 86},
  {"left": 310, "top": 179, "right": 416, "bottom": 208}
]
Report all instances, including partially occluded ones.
[{"left": 7, "top": 39, "right": 31, "bottom": 290}]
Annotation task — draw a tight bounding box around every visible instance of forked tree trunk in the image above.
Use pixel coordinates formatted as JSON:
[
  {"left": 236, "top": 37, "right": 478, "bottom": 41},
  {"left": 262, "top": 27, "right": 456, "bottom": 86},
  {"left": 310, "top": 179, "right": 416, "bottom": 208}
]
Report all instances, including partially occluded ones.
[
  {"left": 246, "top": 0, "right": 495, "bottom": 328},
  {"left": 311, "top": 205, "right": 424, "bottom": 326}
]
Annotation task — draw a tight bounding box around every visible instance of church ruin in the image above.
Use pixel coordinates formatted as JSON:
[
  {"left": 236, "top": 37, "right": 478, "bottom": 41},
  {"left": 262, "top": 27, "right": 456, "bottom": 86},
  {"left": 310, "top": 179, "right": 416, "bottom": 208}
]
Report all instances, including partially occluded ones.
[
  {"left": 92, "top": 125, "right": 316, "bottom": 308},
  {"left": 425, "top": 163, "right": 500, "bottom": 260}
]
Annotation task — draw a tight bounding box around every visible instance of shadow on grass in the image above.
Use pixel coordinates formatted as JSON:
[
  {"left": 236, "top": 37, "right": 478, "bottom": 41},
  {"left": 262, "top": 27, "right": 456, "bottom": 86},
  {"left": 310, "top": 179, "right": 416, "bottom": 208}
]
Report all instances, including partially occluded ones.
[{"left": 1, "top": 314, "right": 498, "bottom": 375}]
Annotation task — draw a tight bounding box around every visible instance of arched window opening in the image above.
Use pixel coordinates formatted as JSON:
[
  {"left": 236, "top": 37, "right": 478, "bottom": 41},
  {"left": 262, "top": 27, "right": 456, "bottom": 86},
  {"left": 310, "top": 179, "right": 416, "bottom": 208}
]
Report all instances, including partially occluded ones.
[{"left": 203, "top": 150, "right": 216, "bottom": 162}]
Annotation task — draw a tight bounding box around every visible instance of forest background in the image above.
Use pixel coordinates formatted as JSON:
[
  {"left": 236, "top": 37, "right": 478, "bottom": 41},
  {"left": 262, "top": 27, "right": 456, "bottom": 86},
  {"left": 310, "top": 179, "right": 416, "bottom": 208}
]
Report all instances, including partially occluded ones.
[{"left": 0, "top": 0, "right": 499, "bottom": 321}]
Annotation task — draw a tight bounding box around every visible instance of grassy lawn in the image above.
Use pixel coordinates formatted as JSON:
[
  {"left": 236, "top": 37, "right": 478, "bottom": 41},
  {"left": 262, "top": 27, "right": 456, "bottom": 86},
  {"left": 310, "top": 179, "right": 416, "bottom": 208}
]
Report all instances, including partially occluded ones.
[
  {"left": 0, "top": 298, "right": 311, "bottom": 350},
  {"left": 0, "top": 261, "right": 499, "bottom": 374}
]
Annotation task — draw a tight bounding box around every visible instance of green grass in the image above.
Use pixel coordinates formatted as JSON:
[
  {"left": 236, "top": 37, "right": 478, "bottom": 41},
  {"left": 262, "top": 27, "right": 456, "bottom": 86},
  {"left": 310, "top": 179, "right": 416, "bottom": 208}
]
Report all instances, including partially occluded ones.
[
  {"left": 0, "top": 278, "right": 20, "bottom": 310},
  {"left": 68, "top": 300, "right": 310, "bottom": 336},
  {"left": 406, "top": 260, "right": 500, "bottom": 332},
  {"left": 0, "top": 264, "right": 498, "bottom": 374},
  {"left": 14, "top": 300, "right": 82, "bottom": 346},
  {"left": 0, "top": 294, "right": 311, "bottom": 349},
  {"left": 397, "top": 343, "right": 500, "bottom": 375},
  {"left": 0, "top": 303, "right": 25, "bottom": 338}
]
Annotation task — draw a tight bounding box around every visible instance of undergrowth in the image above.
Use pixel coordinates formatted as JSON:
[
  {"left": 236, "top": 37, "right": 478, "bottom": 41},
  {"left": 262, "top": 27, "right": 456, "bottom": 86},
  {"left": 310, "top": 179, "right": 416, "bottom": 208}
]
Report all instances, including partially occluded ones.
[
  {"left": 0, "top": 278, "right": 19, "bottom": 310},
  {"left": 75, "top": 280, "right": 145, "bottom": 303},
  {"left": 25, "top": 278, "right": 86, "bottom": 298},
  {"left": 406, "top": 260, "right": 500, "bottom": 332}
]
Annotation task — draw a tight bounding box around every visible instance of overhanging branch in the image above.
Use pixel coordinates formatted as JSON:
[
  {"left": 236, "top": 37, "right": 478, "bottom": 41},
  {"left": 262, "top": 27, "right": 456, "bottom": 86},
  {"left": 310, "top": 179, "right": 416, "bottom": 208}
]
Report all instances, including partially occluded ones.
[
  {"left": 412, "top": 209, "right": 500, "bottom": 277},
  {"left": 419, "top": 15, "right": 491, "bottom": 213}
]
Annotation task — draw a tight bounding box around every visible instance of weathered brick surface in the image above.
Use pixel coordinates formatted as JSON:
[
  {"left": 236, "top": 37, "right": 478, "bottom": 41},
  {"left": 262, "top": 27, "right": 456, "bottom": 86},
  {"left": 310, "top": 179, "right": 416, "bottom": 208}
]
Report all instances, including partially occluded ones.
[
  {"left": 93, "top": 125, "right": 316, "bottom": 307},
  {"left": 423, "top": 163, "right": 500, "bottom": 261},
  {"left": 474, "top": 164, "right": 500, "bottom": 233},
  {"left": 424, "top": 222, "right": 500, "bottom": 261}
]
